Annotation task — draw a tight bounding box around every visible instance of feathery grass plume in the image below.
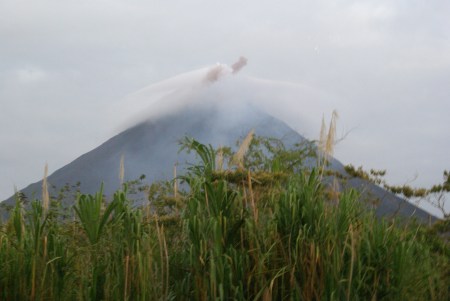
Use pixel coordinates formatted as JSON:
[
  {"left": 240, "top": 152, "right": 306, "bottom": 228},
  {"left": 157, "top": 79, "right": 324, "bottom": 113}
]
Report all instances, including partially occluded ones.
[
  {"left": 119, "top": 154, "right": 125, "bottom": 185},
  {"left": 318, "top": 110, "right": 339, "bottom": 167},
  {"left": 318, "top": 114, "right": 327, "bottom": 162},
  {"left": 325, "top": 110, "right": 339, "bottom": 158},
  {"left": 42, "top": 163, "right": 49, "bottom": 214},
  {"left": 232, "top": 129, "right": 255, "bottom": 169},
  {"left": 319, "top": 114, "right": 327, "bottom": 151}
]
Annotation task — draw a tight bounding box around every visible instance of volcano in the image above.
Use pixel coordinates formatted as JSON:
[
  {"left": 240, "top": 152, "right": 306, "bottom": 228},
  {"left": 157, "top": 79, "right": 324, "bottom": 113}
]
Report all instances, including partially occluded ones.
[{"left": 0, "top": 61, "right": 437, "bottom": 223}]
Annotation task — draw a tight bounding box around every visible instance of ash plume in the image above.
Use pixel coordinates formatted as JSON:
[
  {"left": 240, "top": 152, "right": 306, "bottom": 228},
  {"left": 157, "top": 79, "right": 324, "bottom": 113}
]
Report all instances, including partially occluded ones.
[
  {"left": 231, "top": 56, "right": 247, "bottom": 74},
  {"left": 203, "top": 57, "right": 248, "bottom": 83},
  {"left": 203, "top": 64, "right": 230, "bottom": 83}
]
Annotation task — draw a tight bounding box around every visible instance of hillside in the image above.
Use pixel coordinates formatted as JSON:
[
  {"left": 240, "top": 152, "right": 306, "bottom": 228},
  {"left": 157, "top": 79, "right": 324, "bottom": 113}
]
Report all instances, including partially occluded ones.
[{"left": 1, "top": 99, "right": 436, "bottom": 223}]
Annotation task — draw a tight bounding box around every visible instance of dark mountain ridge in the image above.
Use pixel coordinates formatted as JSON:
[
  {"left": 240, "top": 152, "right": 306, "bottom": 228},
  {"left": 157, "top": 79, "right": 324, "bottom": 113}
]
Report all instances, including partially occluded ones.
[{"left": 1, "top": 100, "right": 437, "bottom": 223}]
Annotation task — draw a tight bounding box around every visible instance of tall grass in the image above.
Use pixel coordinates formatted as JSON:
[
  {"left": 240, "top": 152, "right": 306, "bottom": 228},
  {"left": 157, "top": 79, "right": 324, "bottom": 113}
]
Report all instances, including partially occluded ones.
[{"left": 0, "top": 137, "right": 448, "bottom": 300}]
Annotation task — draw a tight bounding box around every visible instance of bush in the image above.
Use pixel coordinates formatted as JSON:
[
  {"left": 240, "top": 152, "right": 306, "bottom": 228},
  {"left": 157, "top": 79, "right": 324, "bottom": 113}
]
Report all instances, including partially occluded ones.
[{"left": 0, "top": 137, "right": 448, "bottom": 300}]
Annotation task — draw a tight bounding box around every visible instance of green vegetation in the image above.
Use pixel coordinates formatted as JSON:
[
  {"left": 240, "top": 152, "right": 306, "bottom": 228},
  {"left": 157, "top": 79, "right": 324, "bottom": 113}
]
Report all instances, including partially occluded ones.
[
  {"left": 344, "top": 164, "right": 450, "bottom": 218},
  {"left": 0, "top": 136, "right": 448, "bottom": 300}
]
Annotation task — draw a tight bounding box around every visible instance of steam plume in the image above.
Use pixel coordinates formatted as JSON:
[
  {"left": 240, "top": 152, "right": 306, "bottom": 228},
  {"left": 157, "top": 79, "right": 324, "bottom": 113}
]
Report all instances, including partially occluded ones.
[
  {"left": 203, "top": 64, "right": 229, "bottom": 83},
  {"left": 203, "top": 57, "right": 248, "bottom": 83},
  {"left": 231, "top": 56, "right": 247, "bottom": 74},
  {"left": 111, "top": 58, "right": 335, "bottom": 141}
]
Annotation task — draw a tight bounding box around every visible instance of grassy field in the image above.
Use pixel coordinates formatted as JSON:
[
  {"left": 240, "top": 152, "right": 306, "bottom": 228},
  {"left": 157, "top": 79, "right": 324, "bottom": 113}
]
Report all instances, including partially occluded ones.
[{"left": 0, "top": 136, "right": 448, "bottom": 300}]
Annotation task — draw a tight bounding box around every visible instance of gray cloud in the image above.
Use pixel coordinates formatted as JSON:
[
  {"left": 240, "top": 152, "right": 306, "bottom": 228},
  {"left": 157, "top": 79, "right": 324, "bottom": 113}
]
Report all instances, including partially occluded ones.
[{"left": 1, "top": 0, "right": 449, "bottom": 215}]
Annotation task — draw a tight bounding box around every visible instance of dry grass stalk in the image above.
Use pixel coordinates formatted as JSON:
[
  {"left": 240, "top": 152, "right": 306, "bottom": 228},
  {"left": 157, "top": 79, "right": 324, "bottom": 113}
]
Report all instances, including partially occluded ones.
[
  {"left": 263, "top": 287, "right": 272, "bottom": 301},
  {"left": 154, "top": 215, "right": 169, "bottom": 300},
  {"left": 347, "top": 223, "right": 356, "bottom": 300},
  {"left": 154, "top": 216, "right": 164, "bottom": 292},
  {"left": 124, "top": 254, "right": 130, "bottom": 300},
  {"left": 42, "top": 163, "right": 49, "bottom": 214},
  {"left": 233, "top": 129, "right": 255, "bottom": 169},
  {"left": 162, "top": 226, "right": 169, "bottom": 299},
  {"left": 119, "top": 154, "right": 125, "bottom": 185},
  {"left": 247, "top": 171, "right": 258, "bottom": 224},
  {"left": 329, "top": 177, "right": 341, "bottom": 203},
  {"left": 43, "top": 235, "right": 48, "bottom": 260}
]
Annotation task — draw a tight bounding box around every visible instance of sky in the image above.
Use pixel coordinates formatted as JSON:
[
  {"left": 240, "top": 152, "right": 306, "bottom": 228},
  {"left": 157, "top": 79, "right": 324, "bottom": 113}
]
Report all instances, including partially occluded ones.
[{"left": 1, "top": 0, "right": 449, "bottom": 216}]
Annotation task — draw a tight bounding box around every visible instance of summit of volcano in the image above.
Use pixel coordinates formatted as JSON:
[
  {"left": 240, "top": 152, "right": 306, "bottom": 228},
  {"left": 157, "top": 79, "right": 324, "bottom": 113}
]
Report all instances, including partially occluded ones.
[{"left": 0, "top": 59, "right": 438, "bottom": 222}]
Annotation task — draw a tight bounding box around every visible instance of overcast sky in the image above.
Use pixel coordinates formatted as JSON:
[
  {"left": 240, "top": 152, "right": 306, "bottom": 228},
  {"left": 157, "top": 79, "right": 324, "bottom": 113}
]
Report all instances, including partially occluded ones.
[{"left": 1, "top": 0, "right": 449, "bottom": 215}]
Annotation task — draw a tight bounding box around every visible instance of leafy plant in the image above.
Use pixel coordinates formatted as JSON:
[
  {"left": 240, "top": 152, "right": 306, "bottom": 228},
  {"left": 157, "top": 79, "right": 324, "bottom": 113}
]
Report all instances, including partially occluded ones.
[{"left": 0, "top": 135, "right": 448, "bottom": 300}]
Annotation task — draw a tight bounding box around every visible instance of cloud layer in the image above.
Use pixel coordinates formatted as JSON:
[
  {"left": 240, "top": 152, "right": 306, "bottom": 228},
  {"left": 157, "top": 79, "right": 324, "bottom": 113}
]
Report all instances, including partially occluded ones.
[{"left": 1, "top": 0, "right": 449, "bottom": 215}]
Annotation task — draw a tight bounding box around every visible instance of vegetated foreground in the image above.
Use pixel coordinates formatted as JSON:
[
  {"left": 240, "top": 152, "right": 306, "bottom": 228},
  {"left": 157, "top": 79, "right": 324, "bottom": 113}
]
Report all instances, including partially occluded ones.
[{"left": 0, "top": 137, "right": 448, "bottom": 300}]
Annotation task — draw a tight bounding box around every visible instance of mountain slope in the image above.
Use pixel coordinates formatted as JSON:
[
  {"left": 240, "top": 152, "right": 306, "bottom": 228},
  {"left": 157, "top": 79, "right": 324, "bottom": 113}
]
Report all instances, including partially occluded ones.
[
  {"left": 1, "top": 100, "right": 436, "bottom": 223},
  {"left": 1, "top": 103, "right": 300, "bottom": 202},
  {"left": 0, "top": 61, "right": 439, "bottom": 222}
]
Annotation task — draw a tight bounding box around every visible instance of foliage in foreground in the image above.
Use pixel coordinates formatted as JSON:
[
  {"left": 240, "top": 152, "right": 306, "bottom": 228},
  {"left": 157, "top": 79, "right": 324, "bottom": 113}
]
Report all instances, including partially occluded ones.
[{"left": 0, "top": 137, "right": 448, "bottom": 300}]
